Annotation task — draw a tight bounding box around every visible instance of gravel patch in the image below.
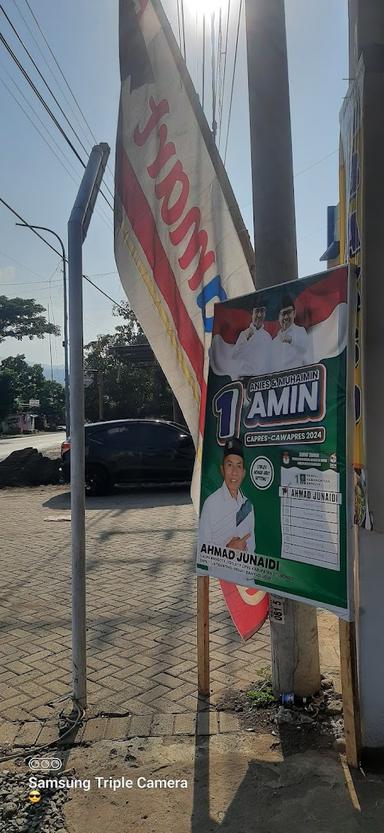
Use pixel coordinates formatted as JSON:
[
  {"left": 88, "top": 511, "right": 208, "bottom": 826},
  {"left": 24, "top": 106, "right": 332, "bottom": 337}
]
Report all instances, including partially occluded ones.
[{"left": 0, "top": 769, "right": 69, "bottom": 833}]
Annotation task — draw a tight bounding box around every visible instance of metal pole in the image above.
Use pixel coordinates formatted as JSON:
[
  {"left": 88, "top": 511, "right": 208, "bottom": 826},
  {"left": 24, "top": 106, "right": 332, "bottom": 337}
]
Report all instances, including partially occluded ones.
[
  {"left": 245, "top": 0, "right": 320, "bottom": 696},
  {"left": 68, "top": 218, "right": 86, "bottom": 707},
  {"left": 62, "top": 256, "right": 70, "bottom": 437},
  {"left": 68, "top": 143, "right": 110, "bottom": 708},
  {"left": 16, "top": 223, "right": 70, "bottom": 437}
]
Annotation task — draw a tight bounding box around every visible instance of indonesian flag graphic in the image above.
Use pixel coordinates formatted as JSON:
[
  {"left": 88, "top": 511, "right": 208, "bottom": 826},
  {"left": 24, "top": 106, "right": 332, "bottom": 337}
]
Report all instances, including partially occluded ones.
[{"left": 210, "top": 269, "right": 348, "bottom": 380}]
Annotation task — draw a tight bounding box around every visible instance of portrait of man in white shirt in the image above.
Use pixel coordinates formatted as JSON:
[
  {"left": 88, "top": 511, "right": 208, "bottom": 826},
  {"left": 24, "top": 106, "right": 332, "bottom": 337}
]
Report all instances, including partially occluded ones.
[
  {"left": 270, "top": 295, "right": 313, "bottom": 371},
  {"left": 198, "top": 438, "right": 255, "bottom": 553},
  {"left": 232, "top": 303, "right": 272, "bottom": 377}
]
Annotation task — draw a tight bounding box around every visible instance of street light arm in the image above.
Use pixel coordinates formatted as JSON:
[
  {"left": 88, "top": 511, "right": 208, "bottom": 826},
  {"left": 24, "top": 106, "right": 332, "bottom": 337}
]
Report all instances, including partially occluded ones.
[
  {"left": 15, "top": 222, "right": 65, "bottom": 261},
  {"left": 16, "top": 221, "right": 70, "bottom": 438}
]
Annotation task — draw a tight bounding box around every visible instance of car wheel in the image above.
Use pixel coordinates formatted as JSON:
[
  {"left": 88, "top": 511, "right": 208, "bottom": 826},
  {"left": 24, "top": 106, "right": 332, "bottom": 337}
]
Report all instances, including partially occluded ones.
[{"left": 85, "top": 465, "right": 110, "bottom": 496}]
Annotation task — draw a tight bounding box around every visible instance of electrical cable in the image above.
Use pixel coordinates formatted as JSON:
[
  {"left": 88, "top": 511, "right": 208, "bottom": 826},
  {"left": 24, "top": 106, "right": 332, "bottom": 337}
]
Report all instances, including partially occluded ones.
[
  {"left": 1, "top": 3, "right": 92, "bottom": 158},
  {"left": 0, "top": 701, "right": 85, "bottom": 764},
  {"left": 180, "top": 0, "right": 186, "bottom": 60},
  {"left": 202, "top": 13, "right": 205, "bottom": 110},
  {"left": 22, "top": 0, "right": 99, "bottom": 149},
  {"left": 294, "top": 148, "right": 338, "bottom": 177},
  {"left": 0, "top": 30, "right": 114, "bottom": 212},
  {"left": 0, "top": 71, "right": 82, "bottom": 189},
  {"left": 176, "top": 0, "right": 182, "bottom": 51},
  {"left": 0, "top": 30, "right": 84, "bottom": 166},
  {"left": 218, "top": 0, "right": 231, "bottom": 147},
  {"left": 0, "top": 279, "right": 61, "bottom": 286},
  {"left": 12, "top": 0, "right": 95, "bottom": 152},
  {"left": 210, "top": 12, "right": 217, "bottom": 142},
  {"left": 223, "top": 0, "right": 242, "bottom": 165},
  {"left": 0, "top": 248, "right": 61, "bottom": 281},
  {"left": 20, "top": 0, "right": 116, "bottom": 191},
  {"left": 215, "top": 6, "right": 223, "bottom": 109},
  {"left": 0, "top": 67, "right": 113, "bottom": 231},
  {"left": 0, "top": 196, "right": 125, "bottom": 312}
]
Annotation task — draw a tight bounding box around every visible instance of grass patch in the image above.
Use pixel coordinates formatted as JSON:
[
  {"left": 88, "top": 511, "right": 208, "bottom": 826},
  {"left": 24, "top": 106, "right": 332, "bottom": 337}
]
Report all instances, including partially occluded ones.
[{"left": 246, "top": 676, "right": 276, "bottom": 709}]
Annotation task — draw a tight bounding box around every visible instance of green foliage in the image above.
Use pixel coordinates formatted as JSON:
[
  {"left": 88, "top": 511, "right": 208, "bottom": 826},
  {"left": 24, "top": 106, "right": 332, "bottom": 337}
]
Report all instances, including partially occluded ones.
[
  {"left": 0, "top": 296, "right": 60, "bottom": 342},
  {"left": 247, "top": 669, "right": 276, "bottom": 709},
  {"left": 38, "top": 379, "right": 65, "bottom": 425},
  {"left": 84, "top": 302, "right": 174, "bottom": 423},
  {"left": 0, "top": 372, "right": 14, "bottom": 421},
  {"left": 246, "top": 682, "right": 276, "bottom": 709},
  {"left": 0, "top": 355, "right": 64, "bottom": 425}
]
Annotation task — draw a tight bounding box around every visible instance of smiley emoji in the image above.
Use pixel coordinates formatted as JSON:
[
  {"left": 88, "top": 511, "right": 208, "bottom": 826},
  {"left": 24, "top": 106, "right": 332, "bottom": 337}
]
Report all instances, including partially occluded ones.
[{"left": 28, "top": 788, "right": 41, "bottom": 804}]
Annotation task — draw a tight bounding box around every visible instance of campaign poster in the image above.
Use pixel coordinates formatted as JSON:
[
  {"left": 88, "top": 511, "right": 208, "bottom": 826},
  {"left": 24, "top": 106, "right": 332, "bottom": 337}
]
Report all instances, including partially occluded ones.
[{"left": 196, "top": 266, "right": 355, "bottom": 619}]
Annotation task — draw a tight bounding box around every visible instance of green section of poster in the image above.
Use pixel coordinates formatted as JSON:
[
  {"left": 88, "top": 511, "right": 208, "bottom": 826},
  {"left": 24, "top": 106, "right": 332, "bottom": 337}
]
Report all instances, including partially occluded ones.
[{"left": 196, "top": 266, "right": 353, "bottom": 618}]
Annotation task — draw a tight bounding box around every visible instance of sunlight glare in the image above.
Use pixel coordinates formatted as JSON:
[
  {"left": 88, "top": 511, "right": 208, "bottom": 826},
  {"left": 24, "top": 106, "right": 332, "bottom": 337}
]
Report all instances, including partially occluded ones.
[{"left": 188, "top": 0, "right": 225, "bottom": 16}]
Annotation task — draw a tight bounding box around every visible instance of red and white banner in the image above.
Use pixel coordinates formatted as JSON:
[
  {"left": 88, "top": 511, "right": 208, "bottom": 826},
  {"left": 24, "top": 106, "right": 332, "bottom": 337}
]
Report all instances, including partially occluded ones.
[
  {"left": 115, "top": 0, "right": 254, "bottom": 450},
  {"left": 115, "top": 1, "right": 267, "bottom": 638}
]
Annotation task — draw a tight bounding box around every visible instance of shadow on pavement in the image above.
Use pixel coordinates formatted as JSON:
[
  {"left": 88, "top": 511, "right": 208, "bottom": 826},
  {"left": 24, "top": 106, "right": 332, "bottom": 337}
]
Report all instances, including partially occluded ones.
[
  {"left": 190, "top": 731, "right": 384, "bottom": 833},
  {"left": 42, "top": 485, "right": 192, "bottom": 512}
]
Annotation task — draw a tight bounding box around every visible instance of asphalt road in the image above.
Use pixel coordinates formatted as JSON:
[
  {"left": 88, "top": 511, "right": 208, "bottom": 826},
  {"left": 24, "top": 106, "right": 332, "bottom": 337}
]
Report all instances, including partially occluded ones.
[{"left": 0, "top": 431, "right": 66, "bottom": 461}]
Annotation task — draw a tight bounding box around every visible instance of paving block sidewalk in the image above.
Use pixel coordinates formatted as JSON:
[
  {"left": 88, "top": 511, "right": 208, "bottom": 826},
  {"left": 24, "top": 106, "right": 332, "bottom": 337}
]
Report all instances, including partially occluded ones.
[
  {"left": 0, "top": 486, "right": 339, "bottom": 740},
  {"left": 0, "top": 486, "right": 274, "bottom": 726}
]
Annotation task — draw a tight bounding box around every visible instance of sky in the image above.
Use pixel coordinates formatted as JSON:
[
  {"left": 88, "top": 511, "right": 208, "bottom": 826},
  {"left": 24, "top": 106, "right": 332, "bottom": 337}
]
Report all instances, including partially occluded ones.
[{"left": 0, "top": 0, "right": 349, "bottom": 370}]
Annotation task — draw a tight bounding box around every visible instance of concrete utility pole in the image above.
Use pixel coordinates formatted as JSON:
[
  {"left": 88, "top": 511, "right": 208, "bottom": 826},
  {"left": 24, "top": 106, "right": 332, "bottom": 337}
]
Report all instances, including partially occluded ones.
[
  {"left": 244, "top": 0, "right": 320, "bottom": 695},
  {"left": 348, "top": 0, "right": 384, "bottom": 750}
]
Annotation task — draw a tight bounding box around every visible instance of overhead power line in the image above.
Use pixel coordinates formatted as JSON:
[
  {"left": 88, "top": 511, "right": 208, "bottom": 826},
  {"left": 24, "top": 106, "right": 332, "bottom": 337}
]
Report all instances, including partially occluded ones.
[
  {"left": 0, "top": 3, "right": 91, "bottom": 158},
  {"left": 294, "top": 149, "right": 338, "bottom": 177},
  {"left": 12, "top": 0, "right": 95, "bottom": 155},
  {"left": 0, "top": 247, "right": 62, "bottom": 281},
  {"left": 0, "top": 279, "right": 61, "bottom": 287},
  {"left": 0, "top": 63, "right": 113, "bottom": 231},
  {"left": 20, "top": 0, "right": 97, "bottom": 148},
  {"left": 180, "top": 0, "right": 186, "bottom": 61},
  {"left": 19, "top": 0, "right": 116, "bottom": 189},
  {"left": 0, "top": 27, "right": 114, "bottom": 212},
  {"left": 218, "top": 0, "right": 231, "bottom": 146},
  {"left": 0, "top": 196, "right": 125, "bottom": 313},
  {"left": 0, "top": 68, "right": 82, "bottom": 189},
  {"left": 223, "top": 0, "right": 243, "bottom": 165},
  {"left": 0, "top": 30, "right": 85, "bottom": 165}
]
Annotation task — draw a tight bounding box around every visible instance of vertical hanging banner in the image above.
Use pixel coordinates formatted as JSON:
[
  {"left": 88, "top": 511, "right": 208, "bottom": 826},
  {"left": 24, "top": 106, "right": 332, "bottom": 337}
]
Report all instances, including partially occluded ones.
[
  {"left": 339, "top": 59, "right": 370, "bottom": 529},
  {"left": 114, "top": 1, "right": 268, "bottom": 636},
  {"left": 197, "top": 266, "right": 355, "bottom": 619},
  {"left": 114, "top": 0, "right": 254, "bottom": 449}
]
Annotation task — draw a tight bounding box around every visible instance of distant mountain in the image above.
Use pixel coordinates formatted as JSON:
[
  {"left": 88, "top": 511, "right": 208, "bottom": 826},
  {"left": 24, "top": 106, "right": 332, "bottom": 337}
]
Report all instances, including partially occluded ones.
[{"left": 42, "top": 365, "right": 65, "bottom": 385}]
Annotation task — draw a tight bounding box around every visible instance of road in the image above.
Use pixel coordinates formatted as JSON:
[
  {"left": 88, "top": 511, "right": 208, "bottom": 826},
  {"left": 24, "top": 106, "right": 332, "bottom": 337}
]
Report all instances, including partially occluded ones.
[{"left": 0, "top": 431, "right": 66, "bottom": 461}]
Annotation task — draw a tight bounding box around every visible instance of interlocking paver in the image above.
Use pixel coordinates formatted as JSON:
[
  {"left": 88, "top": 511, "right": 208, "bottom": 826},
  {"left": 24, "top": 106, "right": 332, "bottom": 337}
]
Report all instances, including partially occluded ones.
[
  {"left": 151, "top": 715, "right": 175, "bottom": 735},
  {"left": 174, "top": 714, "right": 196, "bottom": 735},
  {"left": 2, "top": 484, "right": 340, "bottom": 738},
  {"left": 128, "top": 715, "right": 153, "bottom": 737},
  {"left": 14, "top": 721, "right": 42, "bottom": 747}
]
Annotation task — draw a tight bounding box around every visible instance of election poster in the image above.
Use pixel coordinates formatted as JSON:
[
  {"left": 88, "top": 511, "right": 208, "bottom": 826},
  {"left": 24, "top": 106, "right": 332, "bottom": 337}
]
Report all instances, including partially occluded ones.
[{"left": 196, "top": 266, "right": 355, "bottom": 619}]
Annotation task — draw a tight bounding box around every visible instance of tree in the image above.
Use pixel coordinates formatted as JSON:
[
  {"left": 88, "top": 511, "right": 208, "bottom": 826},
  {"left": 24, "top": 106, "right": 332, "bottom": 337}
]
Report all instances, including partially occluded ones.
[
  {"left": 1, "top": 355, "right": 45, "bottom": 403},
  {"left": 0, "top": 372, "right": 14, "bottom": 422},
  {"left": 84, "top": 303, "right": 174, "bottom": 422},
  {"left": 0, "top": 355, "right": 64, "bottom": 426},
  {"left": 38, "top": 380, "right": 65, "bottom": 426},
  {"left": 0, "top": 296, "right": 60, "bottom": 342}
]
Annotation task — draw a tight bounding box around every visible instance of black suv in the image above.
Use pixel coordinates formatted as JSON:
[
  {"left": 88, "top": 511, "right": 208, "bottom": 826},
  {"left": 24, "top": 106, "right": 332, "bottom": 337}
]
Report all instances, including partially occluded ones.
[{"left": 60, "top": 418, "right": 195, "bottom": 495}]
